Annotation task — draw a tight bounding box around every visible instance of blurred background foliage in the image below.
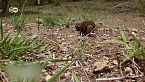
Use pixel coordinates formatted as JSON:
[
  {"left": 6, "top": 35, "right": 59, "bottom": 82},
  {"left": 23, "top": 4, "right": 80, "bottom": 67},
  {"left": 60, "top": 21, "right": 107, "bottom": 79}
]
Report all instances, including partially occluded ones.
[{"left": 0, "top": 0, "right": 145, "bottom": 14}]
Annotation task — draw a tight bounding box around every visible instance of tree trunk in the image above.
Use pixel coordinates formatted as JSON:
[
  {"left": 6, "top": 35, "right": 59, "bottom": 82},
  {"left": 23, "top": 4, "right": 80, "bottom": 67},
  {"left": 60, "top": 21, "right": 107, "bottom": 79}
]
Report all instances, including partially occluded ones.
[{"left": 1, "top": 0, "right": 8, "bottom": 13}]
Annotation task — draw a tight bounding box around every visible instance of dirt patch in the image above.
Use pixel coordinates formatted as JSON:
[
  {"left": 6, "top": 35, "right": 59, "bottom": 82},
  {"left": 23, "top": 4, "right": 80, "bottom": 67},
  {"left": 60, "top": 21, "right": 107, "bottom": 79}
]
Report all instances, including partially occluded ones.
[{"left": 4, "top": 22, "right": 142, "bottom": 82}]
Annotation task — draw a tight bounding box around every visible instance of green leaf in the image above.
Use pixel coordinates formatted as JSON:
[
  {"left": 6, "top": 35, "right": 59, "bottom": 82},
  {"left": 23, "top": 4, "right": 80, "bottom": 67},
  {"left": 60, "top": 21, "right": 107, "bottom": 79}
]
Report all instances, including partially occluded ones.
[
  {"left": 9, "top": 46, "right": 31, "bottom": 54},
  {"left": 47, "top": 61, "right": 74, "bottom": 82}
]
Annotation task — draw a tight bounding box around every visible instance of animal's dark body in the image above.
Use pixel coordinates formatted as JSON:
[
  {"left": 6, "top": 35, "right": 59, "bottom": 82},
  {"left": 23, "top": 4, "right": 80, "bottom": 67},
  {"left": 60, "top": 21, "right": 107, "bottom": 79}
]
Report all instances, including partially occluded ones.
[{"left": 75, "top": 21, "right": 96, "bottom": 36}]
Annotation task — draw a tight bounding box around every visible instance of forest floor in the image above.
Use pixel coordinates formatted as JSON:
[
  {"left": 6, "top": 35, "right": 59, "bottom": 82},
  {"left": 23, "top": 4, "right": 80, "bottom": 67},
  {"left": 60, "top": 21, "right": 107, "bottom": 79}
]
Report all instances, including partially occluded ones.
[{"left": 2, "top": 0, "right": 145, "bottom": 82}]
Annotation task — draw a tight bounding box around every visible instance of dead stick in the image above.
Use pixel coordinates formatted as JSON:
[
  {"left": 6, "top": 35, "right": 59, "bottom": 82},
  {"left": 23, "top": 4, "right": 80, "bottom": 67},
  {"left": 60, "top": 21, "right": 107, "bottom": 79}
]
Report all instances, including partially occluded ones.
[{"left": 96, "top": 75, "right": 143, "bottom": 81}]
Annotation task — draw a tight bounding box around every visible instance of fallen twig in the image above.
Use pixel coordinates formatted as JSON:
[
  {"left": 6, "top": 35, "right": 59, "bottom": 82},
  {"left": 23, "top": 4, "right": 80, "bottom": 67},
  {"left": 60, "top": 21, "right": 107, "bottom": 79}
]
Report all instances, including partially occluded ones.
[
  {"left": 96, "top": 75, "right": 143, "bottom": 81},
  {"left": 0, "top": 70, "right": 9, "bottom": 82}
]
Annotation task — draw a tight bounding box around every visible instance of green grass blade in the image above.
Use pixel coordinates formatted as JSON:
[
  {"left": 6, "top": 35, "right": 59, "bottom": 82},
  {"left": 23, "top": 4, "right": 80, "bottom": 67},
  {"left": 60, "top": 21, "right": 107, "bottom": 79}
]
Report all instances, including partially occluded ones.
[
  {"left": 0, "top": 34, "right": 10, "bottom": 47},
  {"left": 128, "top": 29, "right": 141, "bottom": 48},
  {"left": 72, "top": 74, "right": 80, "bottom": 82},
  {"left": 119, "top": 29, "right": 127, "bottom": 43},
  {"left": 47, "top": 61, "right": 74, "bottom": 82},
  {"left": 7, "top": 36, "right": 13, "bottom": 46},
  {"left": 39, "top": 61, "right": 51, "bottom": 69},
  {"left": 0, "top": 47, "right": 6, "bottom": 58},
  {"left": 7, "top": 46, "right": 31, "bottom": 56},
  {"left": 12, "top": 35, "right": 20, "bottom": 45}
]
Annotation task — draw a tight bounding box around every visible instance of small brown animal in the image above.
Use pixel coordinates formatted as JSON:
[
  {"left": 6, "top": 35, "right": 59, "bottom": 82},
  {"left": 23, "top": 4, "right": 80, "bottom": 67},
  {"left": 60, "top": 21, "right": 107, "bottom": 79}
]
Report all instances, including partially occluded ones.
[{"left": 75, "top": 20, "right": 97, "bottom": 36}]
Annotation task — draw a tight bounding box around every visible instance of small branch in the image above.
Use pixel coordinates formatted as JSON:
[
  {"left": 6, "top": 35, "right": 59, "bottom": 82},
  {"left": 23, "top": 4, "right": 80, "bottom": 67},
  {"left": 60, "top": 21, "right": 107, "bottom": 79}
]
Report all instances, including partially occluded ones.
[
  {"left": 96, "top": 75, "right": 143, "bottom": 81},
  {"left": 79, "top": 60, "right": 91, "bottom": 82},
  {"left": 0, "top": 70, "right": 9, "bottom": 82},
  {"left": 46, "top": 58, "right": 80, "bottom": 62}
]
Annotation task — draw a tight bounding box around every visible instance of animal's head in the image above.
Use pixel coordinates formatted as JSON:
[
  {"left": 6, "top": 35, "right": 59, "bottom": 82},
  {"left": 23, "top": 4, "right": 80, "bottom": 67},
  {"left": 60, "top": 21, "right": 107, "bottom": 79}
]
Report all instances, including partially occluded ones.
[{"left": 75, "top": 23, "right": 81, "bottom": 31}]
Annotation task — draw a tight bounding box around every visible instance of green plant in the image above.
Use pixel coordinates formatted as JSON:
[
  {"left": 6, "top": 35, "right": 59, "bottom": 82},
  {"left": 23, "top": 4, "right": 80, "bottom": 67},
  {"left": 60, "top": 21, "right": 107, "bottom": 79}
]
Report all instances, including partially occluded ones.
[
  {"left": 43, "top": 16, "right": 60, "bottom": 26},
  {"left": 12, "top": 15, "right": 27, "bottom": 32},
  {"left": 0, "top": 34, "right": 34, "bottom": 60},
  {"left": 117, "top": 29, "right": 145, "bottom": 59},
  {"left": 97, "top": 28, "right": 145, "bottom": 73},
  {"left": 0, "top": 21, "right": 37, "bottom": 60},
  {"left": 43, "top": 16, "right": 74, "bottom": 28},
  {"left": 117, "top": 29, "right": 145, "bottom": 60},
  {"left": 59, "top": 18, "right": 73, "bottom": 28},
  {"left": 96, "top": 28, "right": 145, "bottom": 74}
]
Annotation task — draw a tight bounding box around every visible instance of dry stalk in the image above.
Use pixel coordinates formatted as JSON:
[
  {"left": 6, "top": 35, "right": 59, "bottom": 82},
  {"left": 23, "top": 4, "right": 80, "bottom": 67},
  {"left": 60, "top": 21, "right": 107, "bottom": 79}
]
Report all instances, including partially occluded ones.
[
  {"left": 78, "top": 60, "right": 91, "bottom": 82},
  {"left": 96, "top": 75, "right": 143, "bottom": 81}
]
